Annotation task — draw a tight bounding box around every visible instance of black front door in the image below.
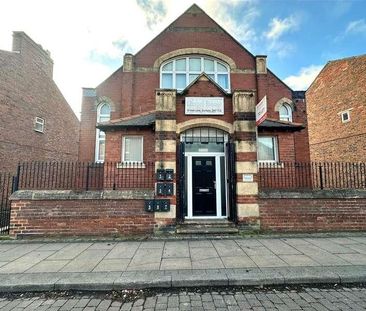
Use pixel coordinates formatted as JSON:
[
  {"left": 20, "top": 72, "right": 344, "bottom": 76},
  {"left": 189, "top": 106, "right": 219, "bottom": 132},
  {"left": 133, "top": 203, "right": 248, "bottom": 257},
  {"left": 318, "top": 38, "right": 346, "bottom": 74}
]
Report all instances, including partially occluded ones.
[{"left": 192, "top": 157, "right": 216, "bottom": 216}]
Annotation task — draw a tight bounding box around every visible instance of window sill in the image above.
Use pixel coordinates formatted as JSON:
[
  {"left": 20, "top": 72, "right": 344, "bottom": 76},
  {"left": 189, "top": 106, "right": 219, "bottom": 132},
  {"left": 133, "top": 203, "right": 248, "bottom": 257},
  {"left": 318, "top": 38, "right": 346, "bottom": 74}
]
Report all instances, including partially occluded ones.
[{"left": 116, "top": 162, "right": 146, "bottom": 169}]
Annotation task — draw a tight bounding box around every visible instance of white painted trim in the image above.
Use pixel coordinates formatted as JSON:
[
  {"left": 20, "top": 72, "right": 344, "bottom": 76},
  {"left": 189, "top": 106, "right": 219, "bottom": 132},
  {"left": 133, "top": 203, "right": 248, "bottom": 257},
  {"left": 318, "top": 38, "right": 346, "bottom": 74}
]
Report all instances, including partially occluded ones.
[
  {"left": 257, "top": 136, "right": 279, "bottom": 163},
  {"left": 160, "top": 55, "right": 230, "bottom": 92},
  {"left": 186, "top": 152, "right": 227, "bottom": 219},
  {"left": 187, "top": 156, "right": 193, "bottom": 218}
]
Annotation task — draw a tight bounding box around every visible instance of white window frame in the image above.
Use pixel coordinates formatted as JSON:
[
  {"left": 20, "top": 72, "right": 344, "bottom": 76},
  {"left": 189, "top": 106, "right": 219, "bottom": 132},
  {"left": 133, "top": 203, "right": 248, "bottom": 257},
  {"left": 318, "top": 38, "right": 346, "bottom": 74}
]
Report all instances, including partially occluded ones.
[
  {"left": 122, "top": 136, "right": 144, "bottom": 163},
  {"left": 34, "top": 117, "right": 45, "bottom": 133},
  {"left": 95, "top": 103, "right": 111, "bottom": 162},
  {"left": 279, "top": 103, "right": 293, "bottom": 122},
  {"left": 257, "top": 136, "right": 279, "bottom": 163},
  {"left": 160, "top": 55, "right": 230, "bottom": 92}
]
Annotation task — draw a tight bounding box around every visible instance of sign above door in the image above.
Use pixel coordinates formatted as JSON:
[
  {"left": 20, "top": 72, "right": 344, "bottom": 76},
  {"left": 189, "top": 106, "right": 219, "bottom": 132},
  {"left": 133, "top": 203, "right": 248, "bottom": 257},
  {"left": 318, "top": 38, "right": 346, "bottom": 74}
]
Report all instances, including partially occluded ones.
[{"left": 185, "top": 97, "right": 224, "bottom": 115}]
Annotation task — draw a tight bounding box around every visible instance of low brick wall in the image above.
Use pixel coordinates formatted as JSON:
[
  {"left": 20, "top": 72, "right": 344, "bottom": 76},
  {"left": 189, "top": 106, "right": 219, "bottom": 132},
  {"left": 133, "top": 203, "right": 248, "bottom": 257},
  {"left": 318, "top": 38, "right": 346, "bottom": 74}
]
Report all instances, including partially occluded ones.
[
  {"left": 9, "top": 190, "right": 170, "bottom": 238},
  {"left": 260, "top": 190, "right": 366, "bottom": 232}
]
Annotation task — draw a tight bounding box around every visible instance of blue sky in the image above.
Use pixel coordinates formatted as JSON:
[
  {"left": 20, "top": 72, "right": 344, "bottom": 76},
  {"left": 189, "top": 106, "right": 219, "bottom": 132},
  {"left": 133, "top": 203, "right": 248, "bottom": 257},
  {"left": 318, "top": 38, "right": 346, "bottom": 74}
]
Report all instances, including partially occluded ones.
[{"left": 0, "top": 0, "right": 365, "bottom": 116}]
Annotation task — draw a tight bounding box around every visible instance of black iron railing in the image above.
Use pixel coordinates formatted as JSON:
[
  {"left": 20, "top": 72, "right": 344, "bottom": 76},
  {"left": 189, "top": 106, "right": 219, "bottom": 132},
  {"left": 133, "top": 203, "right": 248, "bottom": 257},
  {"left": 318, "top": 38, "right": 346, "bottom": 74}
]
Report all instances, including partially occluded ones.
[
  {"left": 16, "top": 161, "right": 155, "bottom": 191},
  {"left": 259, "top": 161, "right": 366, "bottom": 190},
  {"left": 0, "top": 173, "right": 14, "bottom": 235}
]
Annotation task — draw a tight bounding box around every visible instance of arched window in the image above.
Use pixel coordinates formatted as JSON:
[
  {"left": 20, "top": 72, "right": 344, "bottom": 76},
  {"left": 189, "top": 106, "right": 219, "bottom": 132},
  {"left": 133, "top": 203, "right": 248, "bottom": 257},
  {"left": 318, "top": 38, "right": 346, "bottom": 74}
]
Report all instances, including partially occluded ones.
[
  {"left": 96, "top": 103, "right": 111, "bottom": 162},
  {"left": 160, "top": 56, "right": 230, "bottom": 91},
  {"left": 279, "top": 104, "right": 292, "bottom": 122}
]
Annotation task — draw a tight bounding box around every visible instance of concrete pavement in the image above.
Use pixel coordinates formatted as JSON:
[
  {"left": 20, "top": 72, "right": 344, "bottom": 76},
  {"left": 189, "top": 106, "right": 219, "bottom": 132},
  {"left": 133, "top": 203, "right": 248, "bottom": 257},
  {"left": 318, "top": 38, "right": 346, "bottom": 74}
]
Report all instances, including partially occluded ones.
[{"left": 1, "top": 235, "right": 366, "bottom": 292}]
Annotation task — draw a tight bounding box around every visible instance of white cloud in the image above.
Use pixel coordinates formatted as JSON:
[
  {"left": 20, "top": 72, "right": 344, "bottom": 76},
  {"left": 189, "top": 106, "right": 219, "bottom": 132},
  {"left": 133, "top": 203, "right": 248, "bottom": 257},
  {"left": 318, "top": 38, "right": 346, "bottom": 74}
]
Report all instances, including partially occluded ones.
[
  {"left": 346, "top": 19, "right": 366, "bottom": 34},
  {"left": 263, "top": 15, "right": 300, "bottom": 58},
  {"left": 0, "top": 0, "right": 259, "bottom": 118},
  {"left": 284, "top": 65, "right": 323, "bottom": 90},
  {"left": 265, "top": 16, "right": 298, "bottom": 40}
]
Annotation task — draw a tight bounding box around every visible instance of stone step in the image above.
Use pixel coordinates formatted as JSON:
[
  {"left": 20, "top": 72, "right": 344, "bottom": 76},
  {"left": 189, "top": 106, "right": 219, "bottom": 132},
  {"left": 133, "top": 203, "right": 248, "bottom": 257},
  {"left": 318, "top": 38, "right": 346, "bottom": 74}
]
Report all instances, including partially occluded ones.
[
  {"left": 176, "top": 226, "right": 239, "bottom": 234},
  {"left": 183, "top": 219, "right": 233, "bottom": 226}
]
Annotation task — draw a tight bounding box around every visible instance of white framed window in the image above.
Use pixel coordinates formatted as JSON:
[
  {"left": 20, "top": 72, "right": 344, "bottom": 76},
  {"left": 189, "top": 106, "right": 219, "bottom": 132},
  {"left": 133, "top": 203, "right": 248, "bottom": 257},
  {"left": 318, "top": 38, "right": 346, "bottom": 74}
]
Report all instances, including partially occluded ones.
[
  {"left": 279, "top": 104, "right": 292, "bottom": 122},
  {"left": 160, "top": 56, "right": 230, "bottom": 92},
  {"left": 34, "top": 117, "right": 45, "bottom": 133},
  {"left": 122, "top": 136, "right": 143, "bottom": 163},
  {"left": 341, "top": 111, "right": 350, "bottom": 123},
  {"left": 258, "top": 136, "right": 278, "bottom": 163},
  {"left": 95, "top": 103, "right": 111, "bottom": 162}
]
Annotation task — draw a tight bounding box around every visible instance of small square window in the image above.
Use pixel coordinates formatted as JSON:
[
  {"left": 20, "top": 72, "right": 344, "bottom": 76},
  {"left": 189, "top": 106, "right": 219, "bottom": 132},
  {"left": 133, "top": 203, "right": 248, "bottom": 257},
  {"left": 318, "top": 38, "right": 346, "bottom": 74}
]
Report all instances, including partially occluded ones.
[
  {"left": 122, "top": 136, "right": 143, "bottom": 162},
  {"left": 341, "top": 111, "right": 350, "bottom": 123},
  {"left": 258, "top": 136, "right": 278, "bottom": 163},
  {"left": 34, "top": 117, "right": 45, "bottom": 133}
]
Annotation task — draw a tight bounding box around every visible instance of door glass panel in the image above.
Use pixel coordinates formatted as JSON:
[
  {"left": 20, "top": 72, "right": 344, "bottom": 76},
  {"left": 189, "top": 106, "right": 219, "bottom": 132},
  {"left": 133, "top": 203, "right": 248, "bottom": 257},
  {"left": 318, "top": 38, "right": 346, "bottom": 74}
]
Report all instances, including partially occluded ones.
[{"left": 185, "top": 142, "right": 224, "bottom": 152}]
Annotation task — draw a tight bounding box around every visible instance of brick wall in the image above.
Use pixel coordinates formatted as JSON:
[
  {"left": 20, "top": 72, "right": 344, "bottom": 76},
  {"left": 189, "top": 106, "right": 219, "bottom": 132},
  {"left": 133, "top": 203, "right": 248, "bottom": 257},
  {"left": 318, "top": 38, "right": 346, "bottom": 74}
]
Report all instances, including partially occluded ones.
[
  {"left": 307, "top": 55, "right": 366, "bottom": 162},
  {"left": 78, "top": 5, "right": 309, "bottom": 162},
  {"left": 260, "top": 190, "right": 366, "bottom": 232},
  {"left": 10, "top": 190, "right": 174, "bottom": 237},
  {"left": 0, "top": 32, "right": 79, "bottom": 173}
]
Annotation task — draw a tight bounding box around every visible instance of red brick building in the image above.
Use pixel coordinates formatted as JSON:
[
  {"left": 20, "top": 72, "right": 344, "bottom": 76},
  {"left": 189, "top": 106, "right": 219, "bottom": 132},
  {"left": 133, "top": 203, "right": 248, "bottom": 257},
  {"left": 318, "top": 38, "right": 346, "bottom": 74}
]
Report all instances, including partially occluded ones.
[
  {"left": 306, "top": 55, "right": 366, "bottom": 162},
  {"left": 0, "top": 32, "right": 79, "bottom": 173},
  {"left": 78, "top": 4, "right": 310, "bottom": 226}
]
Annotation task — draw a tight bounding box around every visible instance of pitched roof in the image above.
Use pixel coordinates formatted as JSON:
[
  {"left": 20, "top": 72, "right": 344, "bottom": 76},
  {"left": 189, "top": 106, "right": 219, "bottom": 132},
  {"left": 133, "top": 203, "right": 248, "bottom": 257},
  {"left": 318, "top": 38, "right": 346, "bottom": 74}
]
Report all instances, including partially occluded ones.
[
  {"left": 258, "top": 118, "right": 305, "bottom": 131},
  {"left": 96, "top": 111, "right": 155, "bottom": 130}
]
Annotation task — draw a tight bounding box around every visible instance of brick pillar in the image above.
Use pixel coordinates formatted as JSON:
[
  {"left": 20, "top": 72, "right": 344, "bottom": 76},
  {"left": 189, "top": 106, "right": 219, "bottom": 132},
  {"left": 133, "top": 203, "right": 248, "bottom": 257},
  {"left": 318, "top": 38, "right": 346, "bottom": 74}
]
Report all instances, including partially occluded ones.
[
  {"left": 232, "top": 91, "right": 260, "bottom": 229},
  {"left": 154, "top": 89, "right": 177, "bottom": 228}
]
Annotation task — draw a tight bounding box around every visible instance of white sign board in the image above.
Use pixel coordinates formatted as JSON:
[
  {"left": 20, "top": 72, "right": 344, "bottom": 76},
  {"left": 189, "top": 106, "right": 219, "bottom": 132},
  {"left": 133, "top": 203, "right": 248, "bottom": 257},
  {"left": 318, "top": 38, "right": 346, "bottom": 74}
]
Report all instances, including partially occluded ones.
[
  {"left": 256, "top": 95, "right": 267, "bottom": 126},
  {"left": 242, "top": 174, "right": 254, "bottom": 182},
  {"left": 185, "top": 97, "right": 224, "bottom": 115}
]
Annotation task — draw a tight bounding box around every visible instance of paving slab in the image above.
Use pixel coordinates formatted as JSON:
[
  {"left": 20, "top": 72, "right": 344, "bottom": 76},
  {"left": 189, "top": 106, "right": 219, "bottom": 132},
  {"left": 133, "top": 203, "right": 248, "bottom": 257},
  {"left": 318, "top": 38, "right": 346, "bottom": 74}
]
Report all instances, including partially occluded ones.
[
  {"left": 163, "top": 241, "right": 189, "bottom": 258},
  {"left": 105, "top": 242, "right": 140, "bottom": 259},
  {"left": 0, "top": 244, "right": 43, "bottom": 261},
  {"left": 192, "top": 257, "right": 224, "bottom": 269},
  {"left": 337, "top": 253, "right": 366, "bottom": 265},
  {"left": 160, "top": 258, "right": 192, "bottom": 270},
  {"left": 249, "top": 254, "right": 288, "bottom": 268},
  {"left": 93, "top": 259, "right": 130, "bottom": 272},
  {"left": 220, "top": 255, "right": 257, "bottom": 269},
  {"left": 279, "top": 254, "right": 320, "bottom": 267},
  {"left": 259, "top": 239, "right": 301, "bottom": 255},
  {"left": 47, "top": 243, "right": 92, "bottom": 260},
  {"left": 0, "top": 250, "right": 54, "bottom": 273},
  {"left": 25, "top": 260, "right": 69, "bottom": 273},
  {"left": 60, "top": 249, "right": 109, "bottom": 272},
  {"left": 1, "top": 236, "right": 366, "bottom": 292},
  {"left": 305, "top": 238, "right": 357, "bottom": 254}
]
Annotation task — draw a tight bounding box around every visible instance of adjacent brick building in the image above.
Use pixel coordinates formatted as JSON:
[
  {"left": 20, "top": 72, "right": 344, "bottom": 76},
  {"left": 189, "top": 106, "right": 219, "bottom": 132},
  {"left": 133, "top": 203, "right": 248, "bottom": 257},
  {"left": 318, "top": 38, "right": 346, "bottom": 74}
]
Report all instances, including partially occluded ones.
[
  {"left": 306, "top": 54, "right": 366, "bottom": 162},
  {"left": 0, "top": 32, "right": 79, "bottom": 173},
  {"left": 78, "top": 4, "right": 310, "bottom": 228}
]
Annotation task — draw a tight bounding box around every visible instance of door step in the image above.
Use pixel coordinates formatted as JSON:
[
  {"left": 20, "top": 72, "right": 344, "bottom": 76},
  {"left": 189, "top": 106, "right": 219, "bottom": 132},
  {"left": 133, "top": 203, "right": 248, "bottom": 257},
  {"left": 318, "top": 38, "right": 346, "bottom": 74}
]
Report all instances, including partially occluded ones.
[{"left": 176, "top": 220, "right": 239, "bottom": 235}]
